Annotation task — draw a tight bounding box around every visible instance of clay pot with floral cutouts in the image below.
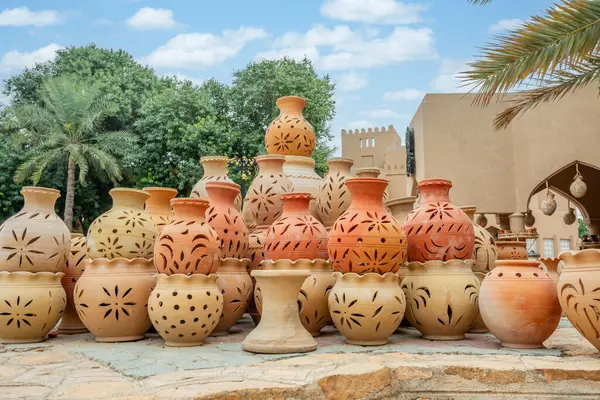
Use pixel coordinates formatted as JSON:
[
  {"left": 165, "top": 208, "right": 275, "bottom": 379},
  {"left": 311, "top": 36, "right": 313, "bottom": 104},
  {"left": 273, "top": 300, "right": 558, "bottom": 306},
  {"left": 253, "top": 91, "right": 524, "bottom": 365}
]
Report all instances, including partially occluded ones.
[
  {"left": 283, "top": 156, "right": 322, "bottom": 219},
  {"left": 144, "top": 187, "right": 177, "bottom": 234},
  {"left": 479, "top": 260, "right": 561, "bottom": 348},
  {"left": 87, "top": 188, "right": 158, "bottom": 260},
  {"left": 206, "top": 182, "right": 249, "bottom": 259},
  {"left": 0, "top": 186, "right": 70, "bottom": 273},
  {"left": 328, "top": 178, "right": 407, "bottom": 274},
  {"left": 403, "top": 179, "right": 474, "bottom": 262},
  {"left": 191, "top": 156, "right": 242, "bottom": 211},
  {"left": 316, "top": 157, "right": 355, "bottom": 228},
  {"left": 247, "top": 228, "right": 266, "bottom": 326},
  {"left": 355, "top": 167, "right": 390, "bottom": 206},
  {"left": 264, "top": 193, "right": 328, "bottom": 261},
  {"left": 211, "top": 258, "right": 253, "bottom": 336},
  {"left": 149, "top": 274, "right": 223, "bottom": 346},
  {"left": 497, "top": 241, "right": 527, "bottom": 260},
  {"left": 74, "top": 258, "right": 155, "bottom": 342},
  {"left": 265, "top": 96, "right": 315, "bottom": 157},
  {"left": 0, "top": 271, "right": 66, "bottom": 343},
  {"left": 154, "top": 199, "right": 221, "bottom": 275},
  {"left": 58, "top": 233, "right": 90, "bottom": 334}
]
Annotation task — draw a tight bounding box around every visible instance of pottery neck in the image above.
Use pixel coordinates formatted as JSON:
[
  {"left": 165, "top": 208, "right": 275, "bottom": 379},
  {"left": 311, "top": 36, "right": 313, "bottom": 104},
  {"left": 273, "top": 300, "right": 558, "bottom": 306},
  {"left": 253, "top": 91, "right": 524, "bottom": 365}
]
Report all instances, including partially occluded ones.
[
  {"left": 418, "top": 179, "right": 452, "bottom": 203},
  {"left": 201, "top": 157, "right": 229, "bottom": 177},
  {"left": 218, "top": 258, "right": 249, "bottom": 273},
  {"left": 276, "top": 96, "right": 306, "bottom": 116},
  {"left": 327, "top": 157, "right": 353, "bottom": 174},
  {"left": 206, "top": 182, "right": 240, "bottom": 208},
  {"left": 110, "top": 188, "right": 149, "bottom": 211},
  {"left": 144, "top": 188, "right": 177, "bottom": 215},
  {"left": 281, "top": 193, "right": 312, "bottom": 216},
  {"left": 171, "top": 199, "right": 209, "bottom": 221},
  {"left": 255, "top": 154, "right": 286, "bottom": 174},
  {"left": 460, "top": 206, "right": 476, "bottom": 222},
  {"left": 355, "top": 168, "right": 381, "bottom": 178},
  {"left": 20, "top": 186, "right": 60, "bottom": 213},
  {"left": 345, "top": 178, "right": 388, "bottom": 211}
]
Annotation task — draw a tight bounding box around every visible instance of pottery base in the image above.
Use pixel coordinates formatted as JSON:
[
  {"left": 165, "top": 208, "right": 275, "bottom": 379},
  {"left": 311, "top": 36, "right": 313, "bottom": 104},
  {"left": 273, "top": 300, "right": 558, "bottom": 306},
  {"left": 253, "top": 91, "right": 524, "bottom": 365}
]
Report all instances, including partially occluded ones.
[
  {"left": 422, "top": 334, "right": 465, "bottom": 341},
  {"left": 347, "top": 339, "right": 388, "bottom": 346},
  {"left": 57, "top": 328, "right": 89, "bottom": 335},
  {"left": 501, "top": 342, "right": 543, "bottom": 349},
  {"left": 469, "top": 328, "right": 489, "bottom": 334},
  {"left": 165, "top": 341, "right": 205, "bottom": 347},
  {"left": 1, "top": 337, "right": 45, "bottom": 344},
  {"left": 95, "top": 335, "right": 145, "bottom": 343},
  {"left": 310, "top": 331, "right": 321, "bottom": 337},
  {"left": 210, "top": 331, "right": 228, "bottom": 337}
]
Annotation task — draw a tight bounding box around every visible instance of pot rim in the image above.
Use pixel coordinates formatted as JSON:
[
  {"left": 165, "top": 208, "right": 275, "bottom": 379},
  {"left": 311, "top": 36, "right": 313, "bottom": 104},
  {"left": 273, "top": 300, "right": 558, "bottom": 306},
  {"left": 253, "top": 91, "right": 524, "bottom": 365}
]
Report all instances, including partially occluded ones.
[
  {"left": 200, "top": 155, "right": 229, "bottom": 163},
  {"left": 84, "top": 257, "right": 154, "bottom": 270},
  {"left": 142, "top": 187, "right": 178, "bottom": 195},
  {"left": 327, "top": 157, "right": 354, "bottom": 166},
  {"left": 154, "top": 273, "right": 219, "bottom": 285},
  {"left": 170, "top": 198, "right": 209, "bottom": 207},
  {"left": 417, "top": 178, "right": 452, "bottom": 189},
  {"left": 332, "top": 271, "right": 399, "bottom": 284},
  {"left": 559, "top": 249, "right": 600, "bottom": 264},
  {"left": 254, "top": 154, "right": 286, "bottom": 163},
  {"left": 218, "top": 257, "right": 251, "bottom": 271},
  {"left": 407, "top": 259, "right": 475, "bottom": 269},
  {"left": 260, "top": 258, "right": 332, "bottom": 271},
  {"left": 494, "top": 260, "right": 541, "bottom": 268},
  {"left": 21, "top": 186, "right": 61, "bottom": 197},
  {"left": 0, "top": 271, "right": 64, "bottom": 284},
  {"left": 496, "top": 240, "right": 526, "bottom": 246},
  {"left": 205, "top": 181, "right": 241, "bottom": 192},
  {"left": 539, "top": 257, "right": 560, "bottom": 263}
]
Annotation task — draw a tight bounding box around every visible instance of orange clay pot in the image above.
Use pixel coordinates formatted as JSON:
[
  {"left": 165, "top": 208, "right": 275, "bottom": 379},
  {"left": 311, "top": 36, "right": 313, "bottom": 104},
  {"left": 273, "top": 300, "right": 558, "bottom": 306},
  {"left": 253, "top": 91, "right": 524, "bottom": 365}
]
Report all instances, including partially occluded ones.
[
  {"left": 154, "top": 199, "right": 221, "bottom": 275},
  {"left": 264, "top": 193, "right": 328, "bottom": 261},
  {"left": 144, "top": 187, "right": 177, "bottom": 234},
  {"left": 328, "top": 178, "right": 407, "bottom": 274},
  {"left": 403, "top": 179, "right": 474, "bottom": 262},
  {"left": 205, "top": 181, "right": 249, "bottom": 259},
  {"left": 479, "top": 260, "right": 561, "bottom": 349},
  {"left": 265, "top": 96, "right": 315, "bottom": 157},
  {"left": 496, "top": 241, "right": 527, "bottom": 260},
  {"left": 58, "top": 233, "right": 89, "bottom": 334}
]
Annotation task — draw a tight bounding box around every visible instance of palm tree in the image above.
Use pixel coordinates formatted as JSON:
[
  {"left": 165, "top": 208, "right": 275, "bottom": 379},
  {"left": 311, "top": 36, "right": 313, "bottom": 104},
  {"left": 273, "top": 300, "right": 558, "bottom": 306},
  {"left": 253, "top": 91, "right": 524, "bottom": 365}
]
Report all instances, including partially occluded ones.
[
  {"left": 6, "top": 75, "right": 137, "bottom": 230},
  {"left": 462, "top": 0, "right": 600, "bottom": 130}
]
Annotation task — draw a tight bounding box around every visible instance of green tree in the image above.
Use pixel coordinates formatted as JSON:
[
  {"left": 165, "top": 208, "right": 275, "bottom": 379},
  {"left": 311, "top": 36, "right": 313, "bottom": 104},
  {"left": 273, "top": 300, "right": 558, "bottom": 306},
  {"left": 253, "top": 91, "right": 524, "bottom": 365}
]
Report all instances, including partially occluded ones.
[
  {"left": 462, "top": 0, "right": 600, "bottom": 129},
  {"left": 578, "top": 218, "right": 591, "bottom": 238},
  {"left": 5, "top": 76, "right": 137, "bottom": 230}
]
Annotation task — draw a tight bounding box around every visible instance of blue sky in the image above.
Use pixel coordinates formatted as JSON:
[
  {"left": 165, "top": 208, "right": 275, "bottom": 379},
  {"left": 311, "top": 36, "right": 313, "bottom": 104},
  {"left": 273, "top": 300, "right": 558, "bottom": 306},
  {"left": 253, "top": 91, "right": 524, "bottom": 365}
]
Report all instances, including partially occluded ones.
[{"left": 0, "top": 0, "right": 554, "bottom": 153}]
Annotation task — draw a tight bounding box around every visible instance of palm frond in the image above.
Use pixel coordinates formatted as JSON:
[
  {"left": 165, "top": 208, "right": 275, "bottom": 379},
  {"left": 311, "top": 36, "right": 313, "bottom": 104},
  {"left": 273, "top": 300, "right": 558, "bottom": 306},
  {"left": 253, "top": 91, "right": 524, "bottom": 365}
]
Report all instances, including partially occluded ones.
[
  {"left": 77, "top": 94, "right": 119, "bottom": 136},
  {"left": 15, "top": 149, "right": 64, "bottom": 184},
  {"left": 95, "top": 130, "right": 138, "bottom": 156},
  {"left": 6, "top": 104, "right": 62, "bottom": 144},
  {"left": 83, "top": 145, "right": 122, "bottom": 183}
]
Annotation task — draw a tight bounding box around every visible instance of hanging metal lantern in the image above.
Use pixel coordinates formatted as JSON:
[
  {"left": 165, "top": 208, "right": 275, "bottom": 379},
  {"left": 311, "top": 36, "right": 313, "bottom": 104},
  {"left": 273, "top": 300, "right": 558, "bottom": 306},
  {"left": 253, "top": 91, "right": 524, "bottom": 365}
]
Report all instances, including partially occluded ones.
[
  {"left": 563, "top": 202, "right": 576, "bottom": 225},
  {"left": 570, "top": 162, "right": 587, "bottom": 198},
  {"left": 541, "top": 182, "right": 557, "bottom": 216},
  {"left": 475, "top": 214, "right": 488, "bottom": 228},
  {"left": 524, "top": 209, "right": 535, "bottom": 227}
]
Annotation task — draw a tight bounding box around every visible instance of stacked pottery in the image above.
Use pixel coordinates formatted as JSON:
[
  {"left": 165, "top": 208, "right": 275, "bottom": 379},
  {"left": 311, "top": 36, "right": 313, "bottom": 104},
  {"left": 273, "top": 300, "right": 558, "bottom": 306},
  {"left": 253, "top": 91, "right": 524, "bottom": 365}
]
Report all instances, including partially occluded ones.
[
  {"left": 191, "top": 156, "right": 242, "bottom": 211},
  {"left": 58, "top": 233, "right": 89, "bottom": 334},
  {"left": 0, "top": 187, "right": 68, "bottom": 343},
  {"left": 402, "top": 179, "right": 479, "bottom": 340},
  {"left": 144, "top": 187, "right": 178, "bottom": 234},
  {"left": 149, "top": 198, "right": 223, "bottom": 346},
  {"left": 316, "top": 157, "right": 354, "bottom": 229},
  {"left": 355, "top": 167, "right": 390, "bottom": 207},
  {"left": 328, "top": 178, "right": 407, "bottom": 345}
]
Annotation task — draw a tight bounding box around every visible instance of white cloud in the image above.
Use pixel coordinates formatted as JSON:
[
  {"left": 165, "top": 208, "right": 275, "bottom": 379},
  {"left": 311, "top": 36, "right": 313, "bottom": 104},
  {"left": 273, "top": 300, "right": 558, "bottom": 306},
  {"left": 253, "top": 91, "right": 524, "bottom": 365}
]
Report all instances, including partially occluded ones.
[
  {"left": 429, "top": 59, "right": 474, "bottom": 93},
  {"left": 361, "top": 108, "right": 404, "bottom": 119},
  {"left": 337, "top": 72, "right": 368, "bottom": 92},
  {"left": 163, "top": 72, "right": 205, "bottom": 86},
  {"left": 321, "top": 0, "right": 428, "bottom": 24},
  {"left": 0, "top": 43, "right": 62, "bottom": 75},
  {"left": 345, "top": 120, "right": 374, "bottom": 130},
  {"left": 0, "top": 7, "right": 63, "bottom": 27},
  {"left": 275, "top": 25, "right": 357, "bottom": 48},
  {"left": 126, "top": 7, "right": 176, "bottom": 30},
  {"left": 255, "top": 46, "right": 319, "bottom": 62},
  {"left": 145, "top": 27, "right": 268, "bottom": 69},
  {"left": 489, "top": 18, "right": 523, "bottom": 33},
  {"left": 383, "top": 88, "right": 425, "bottom": 101}
]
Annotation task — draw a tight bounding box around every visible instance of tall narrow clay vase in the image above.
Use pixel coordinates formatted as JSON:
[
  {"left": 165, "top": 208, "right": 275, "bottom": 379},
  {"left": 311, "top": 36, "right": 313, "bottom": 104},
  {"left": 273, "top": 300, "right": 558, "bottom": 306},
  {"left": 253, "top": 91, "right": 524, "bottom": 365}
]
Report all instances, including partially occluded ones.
[
  {"left": 283, "top": 156, "right": 322, "bottom": 220},
  {"left": 0, "top": 272, "right": 66, "bottom": 343},
  {"left": 144, "top": 187, "right": 177, "bottom": 234},
  {"left": 479, "top": 260, "right": 561, "bottom": 348},
  {"left": 404, "top": 179, "right": 474, "bottom": 262},
  {"left": 155, "top": 199, "right": 221, "bottom": 275},
  {"left": 265, "top": 96, "right": 315, "bottom": 157},
  {"left": 87, "top": 188, "right": 158, "bottom": 260},
  {"left": 317, "top": 157, "right": 354, "bottom": 228},
  {"left": 58, "top": 233, "right": 89, "bottom": 334},
  {"left": 191, "top": 156, "right": 242, "bottom": 211},
  {"left": 558, "top": 250, "right": 600, "bottom": 351},
  {"left": 243, "top": 155, "right": 293, "bottom": 227},
  {"left": 0, "top": 187, "right": 70, "bottom": 272},
  {"left": 206, "top": 182, "right": 249, "bottom": 259},
  {"left": 212, "top": 258, "right": 252, "bottom": 336},
  {"left": 328, "top": 178, "right": 407, "bottom": 274},
  {"left": 496, "top": 241, "right": 527, "bottom": 260},
  {"left": 264, "top": 193, "right": 328, "bottom": 261}
]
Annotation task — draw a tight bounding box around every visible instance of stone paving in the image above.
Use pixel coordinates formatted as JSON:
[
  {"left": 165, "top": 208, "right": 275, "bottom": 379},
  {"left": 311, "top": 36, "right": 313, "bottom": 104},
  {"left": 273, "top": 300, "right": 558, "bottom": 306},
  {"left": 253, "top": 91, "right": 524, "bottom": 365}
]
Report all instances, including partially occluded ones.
[{"left": 1, "top": 317, "right": 600, "bottom": 399}]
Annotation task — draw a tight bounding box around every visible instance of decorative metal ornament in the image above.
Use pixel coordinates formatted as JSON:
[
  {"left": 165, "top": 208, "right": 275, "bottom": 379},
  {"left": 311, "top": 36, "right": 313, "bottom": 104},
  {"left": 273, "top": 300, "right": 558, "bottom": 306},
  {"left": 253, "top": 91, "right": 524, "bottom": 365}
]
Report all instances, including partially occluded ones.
[
  {"left": 541, "top": 182, "right": 557, "bottom": 216},
  {"left": 524, "top": 210, "right": 535, "bottom": 227},
  {"left": 570, "top": 162, "right": 587, "bottom": 198}
]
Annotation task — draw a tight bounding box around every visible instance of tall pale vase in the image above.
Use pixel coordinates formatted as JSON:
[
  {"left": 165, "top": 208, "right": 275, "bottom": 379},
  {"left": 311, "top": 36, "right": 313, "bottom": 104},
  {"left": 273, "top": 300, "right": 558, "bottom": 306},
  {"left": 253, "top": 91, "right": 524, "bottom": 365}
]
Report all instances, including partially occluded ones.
[
  {"left": 144, "top": 187, "right": 177, "bottom": 234},
  {"left": 191, "top": 156, "right": 242, "bottom": 211}
]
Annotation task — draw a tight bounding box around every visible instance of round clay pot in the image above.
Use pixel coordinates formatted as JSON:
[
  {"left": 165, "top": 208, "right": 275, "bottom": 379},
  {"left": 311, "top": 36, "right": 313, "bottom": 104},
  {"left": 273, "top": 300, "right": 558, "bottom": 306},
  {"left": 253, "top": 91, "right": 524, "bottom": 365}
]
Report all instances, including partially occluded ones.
[
  {"left": 541, "top": 191, "right": 557, "bottom": 216},
  {"left": 0, "top": 271, "right": 66, "bottom": 343},
  {"left": 479, "top": 260, "right": 561, "bottom": 348},
  {"left": 243, "top": 155, "right": 293, "bottom": 227},
  {"left": 0, "top": 187, "right": 70, "bottom": 272},
  {"left": 496, "top": 241, "right": 527, "bottom": 260},
  {"left": 539, "top": 257, "right": 560, "bottom": 283},
  {"left": 328, "top": 178, "right": 407, "bottom": 274},
  {"left": 283, "top": 156, "right": 321, "bottom": 220},
  {"left": 404, "top": 179, "right": 474, "bottom": 262},
  {"left": 149, "top": 274, "right": 223, "bottom": 346},
  {"left": 355, "top": 167, "right": 390, "bottom": 206},
  {"left": 329, "top": 272, "right": 405, "bottom": 345},
  {"left": 87, "top": 188, "right": 158, "bottom": 260},
  {"left": 144, "top": 187, "right": 177, "bottom": 234},
  {"left": 154, "top": 199, "right": 221, "bottom": 275},
  {"left": 469, "top": 271, "right": 488, "bottom": 333},
  {"left": 212, "top": 258, "right": 252, "bottom": 336},
  {"left": 206, "top": 182, "right": 249, "bottom": 259},
  {"left": 264, "top": 193, "right": 328, "bottom": 261},
  {"left": 570, "top": 174, "right": 587, "bottom": 198},
  {"left": 265, "top": 96, "right": 315, "bottom": 157},
  {"left": 74, "top": 258, "right": 155, "bottom": 342},
  {"left": 317, "top": 157, "right": 354, "bottom": 228},
  {"left": 247, "top": 228, "right": 266, "bottom": 326},
  {"left": 402, "top": 260, "right": 480, "bottom": 340},
  {"left": 461, "top": 206, "right": 498, "bottom": 273},
  {"left": 558, "top": 250, "right": 600, "bottom": 351},
  {"left": 58, "top": 233, "right": 89, "bottom": 334},
  {"left": 191, "top": 156, "right": 242, "bottom": 211}
]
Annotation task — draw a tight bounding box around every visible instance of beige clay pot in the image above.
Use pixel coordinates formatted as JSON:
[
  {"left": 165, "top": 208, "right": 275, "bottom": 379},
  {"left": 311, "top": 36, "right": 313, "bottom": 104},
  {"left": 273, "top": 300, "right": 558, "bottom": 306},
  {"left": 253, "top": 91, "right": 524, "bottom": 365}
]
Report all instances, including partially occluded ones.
[
  {"left": 283, "top": 156, "right": 322, "bottom": 220},
  {"left": 0, "top": 271, "right": 66, "bottom": 343},
  {"left": 74, "top": 258, "right": 155, "bottom": 342},
  {"left": 149, "top": 274, "right": 223, "bottom": 347},
  {"left": 58, "top": 233, "right": 89, "bottom": 334},
  {"left": 469, "top": 272, "right": 488, "bottom": 333},
  {"left": 191, "top": 156, "right": 242, "bottom": 211},
  {"left": 212, "top": 258, "right": 253, "bottom": 336},
  {"left": 496, "top": 241, "right": 527, "bottom": 260},
  {"left": 143, "top": 187, "right": 177, "bottom": 234},
  {"left": 316, "top": 157, "right": 354, "bottom": 228}
]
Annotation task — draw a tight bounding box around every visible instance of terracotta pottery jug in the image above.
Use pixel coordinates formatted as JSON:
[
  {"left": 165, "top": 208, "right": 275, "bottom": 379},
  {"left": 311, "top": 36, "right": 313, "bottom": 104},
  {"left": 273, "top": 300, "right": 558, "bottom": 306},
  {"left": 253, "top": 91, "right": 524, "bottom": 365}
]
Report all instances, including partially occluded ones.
[
  {"left": 404, "top": 179, "right": 474, "bottom": 262},
  {"left": 265, "top": 96, "right": 315, "bottom": 157},
  {"left": 149, "top": 274, "right": 223, "bottom": 346},
  {"left": 58, "top": 233, "right": 89, "bottom": 334},
  {"left": 328, "top": 178, "right": 407, "bottom": 274},
  {"left": 0, "top": 271, "right": 66, "bottom": 343},
  {"left": 206, "top": 182, "right": 249, "bottom": 259},
  {"left": 460, "top": 206, "right": 498, "bottom": 273},
  {"left": 144, "top": 187, "right": 177, "bottom": 234},
  {"left": 558, "top": 250, "right": 600, "bottom": 351},
  {"left": 355, "top": 167, "right": 390, "bottom": 207},
  {"left": 191, "top": 156, "right": 242, "bottom": 211},
  {"left": 316, "top": 157, "right": 354, "bottom": 228},
  {"left": 540, "top": 257, "right": 560, "bottom": 283},
  {"left": 212, "top": 258, "right": 252, "bottom": 336},
  {"left": 402, "top": 260, "right": 480, "bottom": 340},
  {"left": 387, "top": 197, "right": 417, "bottom": 228},
  {"left": 243, "top": 155, "right": 293, "bottom": 227},
  {"left": 479, "top": 260, "right": 561, "bottom": 348},
  {"left": 264, "top": 193, "right": 328, "bottom": 261},
  {"left": 74, "top": 258, "right": 154, "bottom": 342},
  {"left": 154, "top": 199, "right": 221, "bottom": 275},
  {"left": 0, "top": 186, "right": 70, "bottom": 272},
  {"left": 283, "top": 156, "right": 321, "bottom": 220},
  {"left": 329, "top": 272, "right": 405, "bottom": 345},
  {"left": 87, "top": 188, "right": 158, "bottom": 260},
  {"left": 496, "top": 241, "right": 527, "bottom": 260}
]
